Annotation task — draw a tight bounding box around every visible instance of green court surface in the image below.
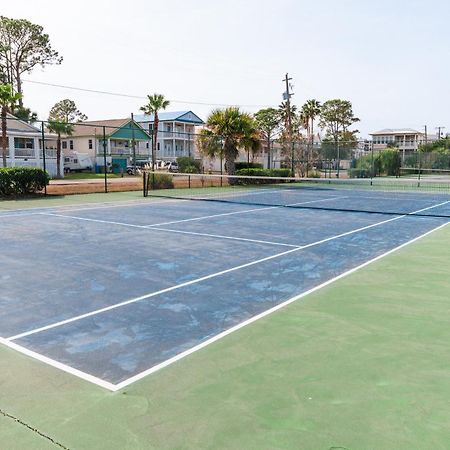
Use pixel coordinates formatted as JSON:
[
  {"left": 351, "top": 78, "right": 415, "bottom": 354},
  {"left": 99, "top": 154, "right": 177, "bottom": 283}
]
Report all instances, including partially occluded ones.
[{"left": 0, "top": 196, "right": 449, "bottom": 449}]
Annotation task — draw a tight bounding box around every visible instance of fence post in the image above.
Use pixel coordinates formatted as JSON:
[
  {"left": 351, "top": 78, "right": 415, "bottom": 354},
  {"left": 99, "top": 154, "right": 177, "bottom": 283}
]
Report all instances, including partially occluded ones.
[
  {"left": 41, "top": 121, "right": 47, "bottom": 195},
  {"left": 103, "top": 126, "right": 108, "bottom": 193}
]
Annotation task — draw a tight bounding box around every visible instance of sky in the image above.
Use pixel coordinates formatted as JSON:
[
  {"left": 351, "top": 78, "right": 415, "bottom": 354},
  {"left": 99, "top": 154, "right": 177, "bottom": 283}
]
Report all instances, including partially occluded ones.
[{"left": 2, "top": 0, "right": 449, "bottom": 138}]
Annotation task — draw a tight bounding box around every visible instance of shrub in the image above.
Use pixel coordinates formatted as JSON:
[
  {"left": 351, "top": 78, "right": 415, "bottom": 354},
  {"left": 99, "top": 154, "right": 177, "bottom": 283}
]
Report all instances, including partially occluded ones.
[
  {"left": 150, "top": 173, "right": 174, "bottom": 190},
  {"left": 176, "top": 156, "right": 201, "bottom": 173},
  {"left": 235, "top": 162, "right": 263, "bottom": 170},
  {"left": 0, "top": 167, "right": 50, "bottom": 196},
  {"left": 235, "top": 168, "right": 291, "bottom": 184},
  {"left": 348, "top": 168, "right": 371, "bottom": 178}
]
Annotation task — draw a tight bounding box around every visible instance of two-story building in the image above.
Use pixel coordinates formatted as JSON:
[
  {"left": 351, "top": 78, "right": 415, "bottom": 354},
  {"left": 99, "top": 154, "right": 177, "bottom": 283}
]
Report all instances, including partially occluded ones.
[
  {"left": 62, "top": 118, "right": 151, "bottom": 173},
  {"left": 133, "top": 111, "right": 204, "bottom": 162},
  {"left": 1, "top": 113, "right": 60, "bottom": 176}
]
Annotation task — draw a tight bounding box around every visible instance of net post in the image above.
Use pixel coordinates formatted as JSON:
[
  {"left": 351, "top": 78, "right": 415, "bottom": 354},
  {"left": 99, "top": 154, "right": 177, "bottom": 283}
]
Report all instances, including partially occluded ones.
[
  {"left": 417, "top": 148, "right": 422, "bottom": 188},
  {"left": 41, "top": 120, "right": 47, "bottom": 195},
  {"left": 143, "top": 170, "right": 147, "bottom": 197}
]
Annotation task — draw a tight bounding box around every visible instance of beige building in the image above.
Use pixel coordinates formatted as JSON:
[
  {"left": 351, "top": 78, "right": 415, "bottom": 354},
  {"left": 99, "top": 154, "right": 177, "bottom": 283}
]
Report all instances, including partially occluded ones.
[{"left": 61, "top": 118, "right": 151, "bottom": 173}]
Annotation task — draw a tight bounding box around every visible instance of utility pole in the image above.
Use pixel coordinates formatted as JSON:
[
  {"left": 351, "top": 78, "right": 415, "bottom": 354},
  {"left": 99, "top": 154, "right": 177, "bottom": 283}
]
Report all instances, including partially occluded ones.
[
  {"left": 282, "top": 73, "right": 294, "bottom": 176},
  {"left": 423, "top": 125, "right": 428, "bottom": 145},
  {"left": 436, "top": 126, "right": 445, "bottom": 140}
]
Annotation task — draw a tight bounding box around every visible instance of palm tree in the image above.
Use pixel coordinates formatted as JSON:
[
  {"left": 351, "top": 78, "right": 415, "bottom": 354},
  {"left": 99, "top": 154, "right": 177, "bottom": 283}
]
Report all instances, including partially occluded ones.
[
  {"left": 47, "top": 120, "right": 74, "bottom": 178},
  {"left": 140, "top": 94, "right": 170, "bottom": 170},
  {"left": 0, "top": 83, "right": 22, "bottom": 167},
  {"left": 200, "top": 107, "right": 259, "bottom": 175},
  {"left": 301, "top": 99, "right": 321, "bottom": 144}
]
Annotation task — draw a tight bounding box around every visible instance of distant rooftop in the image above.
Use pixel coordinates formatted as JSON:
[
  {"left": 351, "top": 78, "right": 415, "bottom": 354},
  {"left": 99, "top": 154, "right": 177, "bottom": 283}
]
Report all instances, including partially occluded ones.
[
  {"left": 5, "top": 113, "right": 41, "bottom": 134},
  {"left": 134, "top": 111, "right": 204, "bottom": 124},
  {"left": 370, "top": 128, "right": 424, "bottom": 136}
]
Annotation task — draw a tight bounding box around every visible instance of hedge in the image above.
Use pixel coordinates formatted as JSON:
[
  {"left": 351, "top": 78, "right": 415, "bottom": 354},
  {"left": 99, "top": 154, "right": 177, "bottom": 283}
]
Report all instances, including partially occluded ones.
[
  {"left": 0, "top": 167, "right": 50, "bottom": 196},
  {"left": 236, "top": 168, "right": 291, "bottom": 178},
  {"left": 234, "top": 168, "right": 291, "bottom": 184},
  {"left": 235, "top": 162, "right": 263, "bottom": 170}
]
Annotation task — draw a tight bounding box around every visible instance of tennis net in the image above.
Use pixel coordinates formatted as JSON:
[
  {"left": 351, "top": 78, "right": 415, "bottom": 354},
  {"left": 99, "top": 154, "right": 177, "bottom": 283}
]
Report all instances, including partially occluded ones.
[{"left": 142, "top": 172, "right": 450, "bottom": 218}]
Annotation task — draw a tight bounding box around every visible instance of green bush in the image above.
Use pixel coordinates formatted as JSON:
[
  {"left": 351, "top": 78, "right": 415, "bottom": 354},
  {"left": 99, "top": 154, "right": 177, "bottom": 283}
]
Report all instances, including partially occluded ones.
[
  {"left": 150, "top": 173, "right": 174, "bottom": 190},
  {"left": 348, "top": 168, "right": 371, "bottom": 178},
  {"left": 0, "top": 167, "right": 50, "bottom": 196},
  {"left": 176, "top": 156, "right": 201, "bottom": 173},
  {"left": 235, "top": 162, "right": 263, "bottom": 170}
]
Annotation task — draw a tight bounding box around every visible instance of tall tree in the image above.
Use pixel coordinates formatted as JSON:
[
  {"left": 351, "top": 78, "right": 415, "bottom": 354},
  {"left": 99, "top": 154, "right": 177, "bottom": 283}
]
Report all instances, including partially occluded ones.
[
  {"left": 318, "top": 99, "right": 359, "bottom": 144},
  {"left": 319, "top": 99, "right": 359, "bottom": 177},
  {"left": 48, "top": 99, "right": 87, "bottom": 123},
  {"left": 254, "top": 108, "right": 280, "bottom": 168},
  {"left": 0, "top": 16, "right": 62, "bottom": 106},
  {"left": 199, "top": 107, "right": 259, "bottom": 175},
  {"left": 140, "top": 93, "right": 170, "bottom": 170},
  {"left": 0, "top": 83, "right": 21, "bottom": 167},
  {"left": 47, "top": 100, "right": 84, "bottom": 178}
]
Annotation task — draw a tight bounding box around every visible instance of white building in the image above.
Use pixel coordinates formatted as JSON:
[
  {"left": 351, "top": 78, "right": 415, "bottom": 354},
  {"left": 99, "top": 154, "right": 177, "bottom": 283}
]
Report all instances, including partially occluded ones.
[
  {"left": 133, "top": 111, "right": 204, "bottom": 162},
  {"left": 1, "top": 114, "right": 60, "bottom": 177},
  {"left": 369, "top": 128, "right": 440, "bottom": 152}
]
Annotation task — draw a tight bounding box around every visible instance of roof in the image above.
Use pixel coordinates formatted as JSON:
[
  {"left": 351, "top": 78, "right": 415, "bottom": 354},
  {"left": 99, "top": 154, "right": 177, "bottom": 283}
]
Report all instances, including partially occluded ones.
[
  {"left": 67, "top": 119, "right": 151, "bottom": 140},
  {"left": 69, "top": 119, "right": 131, "bottom": 137},
  {"left": 370, "top": 128, "right": 424, "bottom": 136},
  {"left": 5, "top": 113, "right": 41, "bottom": 134},
  {"left": 134, "top": 111, "right": 204, "bottom": 124}
]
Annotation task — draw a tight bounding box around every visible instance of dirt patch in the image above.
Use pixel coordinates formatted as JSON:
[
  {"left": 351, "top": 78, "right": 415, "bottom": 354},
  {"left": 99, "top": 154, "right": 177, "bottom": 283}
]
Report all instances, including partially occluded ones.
[{"left": 45, "top": 180, "right": 142, "bottom": 195}]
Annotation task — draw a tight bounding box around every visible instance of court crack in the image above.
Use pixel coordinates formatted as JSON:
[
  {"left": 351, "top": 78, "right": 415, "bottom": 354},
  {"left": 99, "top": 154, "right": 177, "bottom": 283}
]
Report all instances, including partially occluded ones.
[{"left": 0, "top": 407, "right": 71, "bottom": 449}]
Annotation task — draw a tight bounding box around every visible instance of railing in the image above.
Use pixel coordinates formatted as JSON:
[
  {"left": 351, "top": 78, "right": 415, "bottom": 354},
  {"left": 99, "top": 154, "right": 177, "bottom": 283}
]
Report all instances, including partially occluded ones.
[
  {"left": 14, "top": 148, "right": 35, "bottom": 157},
  {"left": 161, "top": 131, "right": 195, "bottom": 139},
  {"left": 40, "top": 149, "right": 58, "bottom": 158}
]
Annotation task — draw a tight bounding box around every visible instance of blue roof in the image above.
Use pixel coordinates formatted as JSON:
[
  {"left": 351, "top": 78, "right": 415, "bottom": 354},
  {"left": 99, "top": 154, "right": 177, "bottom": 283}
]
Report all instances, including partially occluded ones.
[{"left": 134, "top": 110, "right": 204, "bottom": 124}]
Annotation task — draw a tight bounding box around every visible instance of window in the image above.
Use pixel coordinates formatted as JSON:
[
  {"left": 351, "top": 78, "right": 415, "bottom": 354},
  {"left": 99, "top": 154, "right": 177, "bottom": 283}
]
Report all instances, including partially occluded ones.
[
  {"left": 69, "top": 140, "right": 74, "bottom": 150},
  {"left": 14, "top": 137, "right": 34, "bottom": 149},
  {"left": 88, "top": 139, "right": 93, "bottom": 149},
  {"left": 157, "top": 143, "right": 160, "bottom": 151},
  {"left": 62, "top": 141, "right": 67, "bottom": 149},
  {"left": 146, "top": 142, "right": 149, "bottom": 149}
]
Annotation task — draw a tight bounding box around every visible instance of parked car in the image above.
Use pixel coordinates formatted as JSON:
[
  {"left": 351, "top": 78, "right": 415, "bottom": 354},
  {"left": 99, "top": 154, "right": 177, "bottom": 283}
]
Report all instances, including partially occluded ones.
[
  {"left": 166, "top": 161, "right": 179, "bottom": 172},
  {"left": 126, "top": 160, "right": 152, "bottom": 175}
]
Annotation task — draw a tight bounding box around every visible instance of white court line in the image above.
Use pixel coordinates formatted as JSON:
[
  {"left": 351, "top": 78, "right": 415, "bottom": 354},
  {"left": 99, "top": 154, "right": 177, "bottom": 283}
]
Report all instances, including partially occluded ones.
[
  {"left": 114, "top": 220, "right": 450, "bottom": 391},
  {"left": 40, "top": 212, "right": 296, "bottom": 248},
  {"left": 146, "top": 227, "right": 300, "bottom": 248},
  {"left": 145, "top": 196, "right": 342, "bottom": 227},
  {"left": 8, "top": 199, "right": 449, "bottom": 342},
  {"left": 0, "top": 211, "right": 42, "bottom": 219},
  {"left": 0, "top": 337, "right": 116, "bottom": 391}
]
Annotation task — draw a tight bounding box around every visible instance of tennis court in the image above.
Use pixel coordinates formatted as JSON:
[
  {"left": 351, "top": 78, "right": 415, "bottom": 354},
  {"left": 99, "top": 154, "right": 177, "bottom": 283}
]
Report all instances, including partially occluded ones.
[{"left": 1, "top": 177, "right": 449, "bottom": 391}]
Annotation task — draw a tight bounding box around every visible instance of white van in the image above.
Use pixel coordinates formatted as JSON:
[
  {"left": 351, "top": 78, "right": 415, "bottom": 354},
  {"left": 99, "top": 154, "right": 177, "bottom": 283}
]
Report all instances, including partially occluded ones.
[{"left": 64, "top": 152, "right": 93, "bottom": 173}]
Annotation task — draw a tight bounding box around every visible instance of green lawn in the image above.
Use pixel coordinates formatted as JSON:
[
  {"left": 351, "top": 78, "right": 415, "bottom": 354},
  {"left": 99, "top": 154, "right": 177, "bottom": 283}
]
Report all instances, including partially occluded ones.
[{"left": 0, "top": 213, "right": 449, "bottom": 449}]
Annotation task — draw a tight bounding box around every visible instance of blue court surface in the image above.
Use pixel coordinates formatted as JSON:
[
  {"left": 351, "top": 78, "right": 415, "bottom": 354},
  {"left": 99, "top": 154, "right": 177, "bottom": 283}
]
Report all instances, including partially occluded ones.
[{"left": 0, "top": 187, "right": 449, "bottom": 390}]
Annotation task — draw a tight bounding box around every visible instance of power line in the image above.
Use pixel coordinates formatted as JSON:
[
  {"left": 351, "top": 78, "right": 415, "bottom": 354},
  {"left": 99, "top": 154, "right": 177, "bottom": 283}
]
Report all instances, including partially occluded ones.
[{"left": 22, "top": 79, "right": 274, "bottom": 109}]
